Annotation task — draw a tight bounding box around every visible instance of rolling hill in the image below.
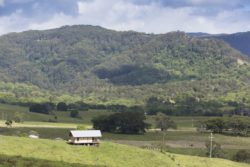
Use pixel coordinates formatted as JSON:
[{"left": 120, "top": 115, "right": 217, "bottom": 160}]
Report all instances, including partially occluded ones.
[
  {"left": 0, "top": 25, "right": 249, "bottom": 106},
  {"left": 0, "top": 136, "right": 249, "bottom": 167}
]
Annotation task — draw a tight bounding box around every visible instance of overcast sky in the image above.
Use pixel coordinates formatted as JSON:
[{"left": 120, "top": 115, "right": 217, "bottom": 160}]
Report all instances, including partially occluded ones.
[{"left": 0, "top": 0, "right": 250, "bottom": 35}]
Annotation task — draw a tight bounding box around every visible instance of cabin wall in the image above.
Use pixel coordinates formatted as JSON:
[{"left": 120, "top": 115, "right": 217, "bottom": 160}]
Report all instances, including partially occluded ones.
[{"left": 70, "top": 137, "right": 100, "bottom": 144}]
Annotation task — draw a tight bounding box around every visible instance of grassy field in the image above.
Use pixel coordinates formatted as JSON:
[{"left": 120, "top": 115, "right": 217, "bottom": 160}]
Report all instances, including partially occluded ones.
[
  {"left": 1, "top": 103, "right": 250, "bottom": 163},
  {"left": 0, "top": 103, "right": 112, "bottom": 124},
  {"left": 0, "top": 136, "right": 249, "bottom": 167},
  {"left": 0, "top": 154, "right": 96, "bottom": 167},
  {"left": 0, "top": 103, "right": 220, "bottom": 128}
]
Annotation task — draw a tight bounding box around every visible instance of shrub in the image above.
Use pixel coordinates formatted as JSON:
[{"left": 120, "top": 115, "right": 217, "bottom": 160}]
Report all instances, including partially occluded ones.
[
  {"left": 57, "top": 102, "right": 68, "bottom": 111},
  {"left": 233, "top": 150, "right": 250, "bottom": 163},
  {"left": 70, "top": 110, "right": 79, "bottom": 118}
]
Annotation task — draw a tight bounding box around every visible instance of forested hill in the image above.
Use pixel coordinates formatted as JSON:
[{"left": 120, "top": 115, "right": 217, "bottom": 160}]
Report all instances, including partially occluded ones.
[{"left": 0, "top": 25, "right": 249, "bottom": 106}]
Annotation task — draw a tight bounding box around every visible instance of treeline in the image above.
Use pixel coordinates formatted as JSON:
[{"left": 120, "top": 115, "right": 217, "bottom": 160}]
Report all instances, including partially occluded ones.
[
  {"left": 197, "top": 117, "right": 250, "bottom": 136},
  {"left": 28, "top": 101, "right": 143, "bottom": 114},
  {"left": 27, "top": 96, "right": 250, "bottom": 117},
  {"left": 146, "top": 97, "right": 250, "bottom": 116}
]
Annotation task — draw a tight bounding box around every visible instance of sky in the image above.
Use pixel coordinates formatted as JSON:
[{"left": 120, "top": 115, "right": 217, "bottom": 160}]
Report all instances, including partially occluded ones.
[{"left": 0, "top": 0, "right": 250, "bottom": 35}]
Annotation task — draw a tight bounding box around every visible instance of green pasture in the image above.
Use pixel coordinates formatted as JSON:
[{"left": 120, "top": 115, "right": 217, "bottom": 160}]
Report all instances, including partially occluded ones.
[{"left": 0, "top": 136, "right": 249, "bottom": 167}]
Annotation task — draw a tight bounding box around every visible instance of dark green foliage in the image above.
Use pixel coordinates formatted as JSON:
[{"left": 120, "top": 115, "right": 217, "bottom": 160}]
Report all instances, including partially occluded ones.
[
  {"left": 204, "top": 118, "right": 227, "bottom": 133},
  {"left": 200, "top": 117, "right": 250, "bottom": 136},
  {"left": 92, "top": 112, "right": 149, "bottom": 134},
  {"left": 233, "top": 150, "right": 250, "bottom": 163},
  {"left": 70, "top": 110, "right": 79, "bottom": 118},
  {"left": 57, "top": 102, "right": 68, "bottom": 111},
  {"left": 29, "top": 103, "right": 53, "bottom": 114},
  {"left": 95, "top": 65, "right": 173, "bottom": 85},
  {"left": 228, "top": 118, "right": 249, "bottom": 136},
  {"left": 0, "top": 25, "right": 249, "bottom": 111},
  {"left": 146, "top": 97, "right": 174, "bottom": 115},
  {"left": 5, "top": 120, "right": 12, "bottom": 127},
  {"left": 155, "top": 112, "right": 177, "bottom": 131}
]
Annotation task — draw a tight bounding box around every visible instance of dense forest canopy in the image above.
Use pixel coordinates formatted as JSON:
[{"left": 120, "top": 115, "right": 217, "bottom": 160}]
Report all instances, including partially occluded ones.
[{"left": 0, "top": 25, "right": 249, "bottom": 111}]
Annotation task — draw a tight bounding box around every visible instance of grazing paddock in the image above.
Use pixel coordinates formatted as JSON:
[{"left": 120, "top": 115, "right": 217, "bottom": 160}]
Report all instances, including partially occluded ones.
[
  {"left": 0, "top": 136, "right": 249, "bottom": 167},
  {"left": 0, "top": 103, "right": 112, "bottom": 124}
]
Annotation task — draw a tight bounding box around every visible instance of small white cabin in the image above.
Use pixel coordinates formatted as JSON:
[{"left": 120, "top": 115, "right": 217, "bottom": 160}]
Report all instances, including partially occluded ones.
[
  {"left": 68, "top": 130, "right": 102, "bottom": 145},
  {"left": 29, "top": 134, "right": 39, "bottom": 139}
]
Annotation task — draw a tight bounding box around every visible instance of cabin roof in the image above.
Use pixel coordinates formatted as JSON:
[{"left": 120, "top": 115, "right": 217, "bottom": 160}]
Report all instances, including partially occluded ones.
[{"left": 70, "top": 130, "right": 102, "bottom": 138}]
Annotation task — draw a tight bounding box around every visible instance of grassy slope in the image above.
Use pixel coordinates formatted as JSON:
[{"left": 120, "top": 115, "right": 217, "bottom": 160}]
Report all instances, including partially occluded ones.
[
  {"left": 0, "top": 103, "right": 112, "bottom": 124},
  {"left": 0, "top": 136, "right": 249, "bottom": 167}
]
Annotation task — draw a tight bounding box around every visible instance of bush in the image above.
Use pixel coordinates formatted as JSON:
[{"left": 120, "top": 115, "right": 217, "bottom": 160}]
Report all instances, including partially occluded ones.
[
  {"left": 29, "top": 103, "right": 53, "bottom": 114},
  {"left": 5, "top": 120, "right": 12, "bottom": 127},
  {"left": 57, "top": 102, "right": 68, "bottom": 111},
  {"left": 70, "top": 110, "right": 79, "bottom": 118},
  {"left": 233, "top": 150, "right": 250, "bottom": 163}
]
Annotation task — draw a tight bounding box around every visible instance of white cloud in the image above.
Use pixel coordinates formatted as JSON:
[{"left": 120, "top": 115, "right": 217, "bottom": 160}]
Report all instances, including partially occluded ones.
[
  {"left": 0, "top": 0, "right": 4, "bottom": 6},
  {"left": 0, "top": 0, "right": 250, "bottom": 35}
]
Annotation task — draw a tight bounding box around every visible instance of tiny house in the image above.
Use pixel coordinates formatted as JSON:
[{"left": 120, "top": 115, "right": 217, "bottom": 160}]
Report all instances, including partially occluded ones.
[{"left": 68, "top": 130, "right": 102, "bottom": 145}]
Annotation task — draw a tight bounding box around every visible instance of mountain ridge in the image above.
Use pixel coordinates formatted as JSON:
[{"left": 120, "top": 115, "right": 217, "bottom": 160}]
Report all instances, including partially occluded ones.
[{"left": 0, "top": 25, "right": 249, "bottom": 107}]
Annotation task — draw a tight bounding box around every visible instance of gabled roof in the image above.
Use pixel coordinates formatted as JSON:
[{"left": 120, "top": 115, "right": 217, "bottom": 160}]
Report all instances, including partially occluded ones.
[{"left": 70, "top": 130, "right": 102, "bottom": 138}]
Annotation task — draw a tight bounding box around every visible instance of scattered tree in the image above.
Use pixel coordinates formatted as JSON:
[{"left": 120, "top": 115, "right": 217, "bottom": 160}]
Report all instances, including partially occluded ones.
[
  {"left": 233, "top": 150, "right": 250, "bottom": 163},
  {"left": 92, "top": 112, "right": 150, "bottom": 134},
  {"left": 155, "top": 112, "right": 177, "bottom": 131},
  {"left": 70, "top": 110, "right": 79, "bottom": 118},
  {"left": 5, "top": 120, "right": 12, "bottom": 127},
  {"left": 205, "top": 141, "right": 224, "bottom": 158},
  {"left": 57, "top": 102, "right": 68, "bottom": 111}
]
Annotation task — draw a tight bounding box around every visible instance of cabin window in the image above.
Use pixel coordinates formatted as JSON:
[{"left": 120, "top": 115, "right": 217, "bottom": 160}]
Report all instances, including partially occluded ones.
[{"left": 77, "top": 137, "right": 79, "bottom": 141}]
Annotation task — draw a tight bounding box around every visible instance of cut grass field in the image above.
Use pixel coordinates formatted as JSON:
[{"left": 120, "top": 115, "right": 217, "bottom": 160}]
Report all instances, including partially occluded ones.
[{"left": 0, "top": 136, "right": 249, "bottom": 167}]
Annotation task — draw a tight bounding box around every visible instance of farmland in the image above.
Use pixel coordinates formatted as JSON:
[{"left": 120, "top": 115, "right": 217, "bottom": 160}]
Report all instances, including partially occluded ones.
[
  {"left": 0, "top": 103, "right": 250, "bottom": 164},
  {"left": 0, "top": 136, "right": 249, "bottom": 167}
]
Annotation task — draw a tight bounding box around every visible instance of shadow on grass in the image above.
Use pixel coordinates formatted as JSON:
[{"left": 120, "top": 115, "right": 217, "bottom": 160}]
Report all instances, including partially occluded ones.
[{"left": 0, "top": 154, "right": 105, "bottom": 167}]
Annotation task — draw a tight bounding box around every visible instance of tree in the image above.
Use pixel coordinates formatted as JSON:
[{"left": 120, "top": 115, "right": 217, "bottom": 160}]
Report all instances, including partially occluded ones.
[
  {"left": 13, "top": 112, "right": 24, "bottom": 123},
  {"left": 114, "top": 112, "right": 149, "bottom": 134},
  {"left": 155, "top": 112, "right": 177, "bottom": 131},
  {"left": 92, "top": 112, "right": 150, "bottom": 134},
  {"left": 70, "top": 110, "right": 79, "bottom": 118},
  {"left": 92, "top": 115, "right": 116, "bottom": 132},
  {"left": 146, "top": 97, "right": 174, "bottom": 115},
  {"left": 233, "top": 150, "right": 250, "bottom": 163},
  {"left": 228, "top": 118, "right": 249, "bottom": 136},
  {"left": 5, "top": 120, "right": 12, "bottom": 127},
  {"left": 57, "top": 102, "right": 68, "bottom": 111},
  {"left": 204, "top": 118, "right": 227, "bottom": 133},
  {"left": 29, "top": 103, "right": 51, "bottom": 114},
  {"left": 205, "top": 141, "right": 224, "bottom": 158}
]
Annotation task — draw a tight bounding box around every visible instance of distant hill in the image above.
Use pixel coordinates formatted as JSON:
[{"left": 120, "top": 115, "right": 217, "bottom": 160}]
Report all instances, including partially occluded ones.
[
  {"left": 189, "top": 31, "right": 250, "bottom": 58},
  {"left": 0, "top": 25, "right": 249, "bottom": 106},
  {"left": 187, "top": 32, "right": 211, "bottom": 37},
  {"left": 211, "top": 32, "right": 250, "bottom": 58}
]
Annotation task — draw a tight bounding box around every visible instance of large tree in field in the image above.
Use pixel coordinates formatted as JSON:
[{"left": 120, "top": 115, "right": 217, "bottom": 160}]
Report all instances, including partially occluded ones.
[
  {"left": 92, "top": 111, "right": 150, "bottom": 134},
  {"left": 57, "top": 102, "right": 68, "bottom": 111},
  {"left": 155, "top": 112, "right": 177, "bottom": 131}
]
